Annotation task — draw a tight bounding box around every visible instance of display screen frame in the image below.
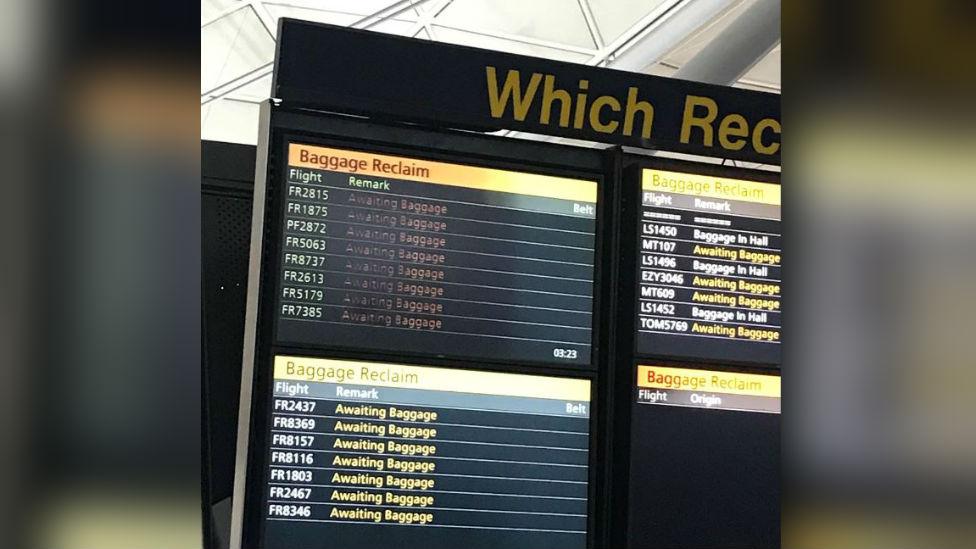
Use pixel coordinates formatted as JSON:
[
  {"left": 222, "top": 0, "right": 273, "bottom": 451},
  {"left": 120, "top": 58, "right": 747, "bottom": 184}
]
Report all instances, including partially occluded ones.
[
  {"left": 623, "top": 157, "right": 782, "bottom": 369},
  {"left": 622, "top": 356, "right": 781, "bottom": 548},
  {"left": 259, "top": 353, "right": 595, "bottom": 548},
  {"left": 606, "top": 155, "right": 781, "bottom": 548},
  {"left": 269, "top": 128, "right": 606, "bottom": 369},
  {"left": 240, "top": 347, "right": 601, "bottom": 549},
  {"left": 233, "top": 105, "right": 614, "bottom": 549},
  {"left": 271, "top": 138, "right": 602, "bottom": 367}
]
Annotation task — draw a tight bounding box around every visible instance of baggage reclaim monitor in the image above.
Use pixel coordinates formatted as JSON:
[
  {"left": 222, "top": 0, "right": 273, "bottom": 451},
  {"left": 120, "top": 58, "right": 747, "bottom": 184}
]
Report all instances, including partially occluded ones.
[
  {"left": 278, "top": 143, "right": 599, "bottom": 366},
  {"left": 627, "top": 365, "right": 780, "bottom": 548},
  {"left": 262, "top": 356, "right": 591, "bottom": 549},
  {"left": 635, "top": 167, "right": 781, "bottom": 365}
]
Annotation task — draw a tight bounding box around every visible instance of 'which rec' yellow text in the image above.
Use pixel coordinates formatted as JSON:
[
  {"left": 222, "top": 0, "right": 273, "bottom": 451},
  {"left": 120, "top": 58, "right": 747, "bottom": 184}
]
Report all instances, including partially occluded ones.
[{"left": 485, "top": 67, "right": 780, "bottom": 158}]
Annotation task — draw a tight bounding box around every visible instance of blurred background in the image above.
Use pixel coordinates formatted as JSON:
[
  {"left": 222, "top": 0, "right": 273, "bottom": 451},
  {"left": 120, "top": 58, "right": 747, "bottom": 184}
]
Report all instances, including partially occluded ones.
[
  {"left": 2, "top": 0, "right": 975, "bottom": 547},
  {"left": 0, "top": 1, "right": 200, "bottom": 548},
  {"left": 786, "top": 1, "right": 976, "bottom": 546}
]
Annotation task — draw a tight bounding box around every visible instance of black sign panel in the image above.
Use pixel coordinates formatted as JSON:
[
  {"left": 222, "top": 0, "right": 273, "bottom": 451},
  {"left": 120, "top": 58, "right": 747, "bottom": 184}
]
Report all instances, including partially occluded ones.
[
  {"left": 276, "top": 142, "right": 598, "bottom": 366},
  {"left": 634, "top": 166, "right": 781, "bottom": 365},
  {"left": 273, "top": 19, "right": 780, "bottom": 164},
  {"left": 261, "top": 356, "right": 591, "bottom": 549}
]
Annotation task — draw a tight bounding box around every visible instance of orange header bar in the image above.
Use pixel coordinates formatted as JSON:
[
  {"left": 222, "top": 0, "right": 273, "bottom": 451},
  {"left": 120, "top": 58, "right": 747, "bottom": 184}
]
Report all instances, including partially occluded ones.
[
  {"left": 287, "top": 143, "right": 597, "bottom": 203},
  {"left": 637, "top": 365, "right": 780, "bottom": 398}
]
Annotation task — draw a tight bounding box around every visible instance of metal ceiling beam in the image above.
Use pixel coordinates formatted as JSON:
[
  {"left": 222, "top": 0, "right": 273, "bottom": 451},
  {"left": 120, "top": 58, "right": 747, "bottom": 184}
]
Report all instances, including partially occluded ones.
[
  {"left": 202, "top": 3, "right": 250, "bottom": 29},
  {"left": 248, "top": 0, "right": 279, "bottom": 37},
  {"left": 580, "top": 0, "right": 682, "bottom": 66},
  {"left": 258, "top": 0, "right": 363, "bottom": 11},
  {"left": 598, "top": 0, "right": 739, "bottom": 71},
  {"left": 577, "top": 0, "right": 605, "bottom": 50},
  {"left": 201, "top": 61, "right": 273, "bottom": 105},
  {"left": 351, "top": 0, "right": 433, "bottom": 29},
  {"left": 673, "top": 0, "right": 780, "bottom": 85},
  {"left": 430, "top": 22, "right": 597, "bottom": 56},
  {"left": 411, "top": 0, "right": 454, "bottom": 39},
  {"left": 203, "top": 0, "right": 435, "bottom": 105}
]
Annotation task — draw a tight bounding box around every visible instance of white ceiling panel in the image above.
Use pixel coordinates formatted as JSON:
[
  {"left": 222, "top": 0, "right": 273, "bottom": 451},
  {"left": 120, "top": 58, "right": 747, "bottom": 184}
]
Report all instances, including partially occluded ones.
[
  {"left": 436, "top": 0, "right": 596, "bottom": 49},
  {"left": 201, "top": 6, "right": 275, "bottom": 94},
  {"left": 431, "top": 25, "right": 593, "bottom": 61},
  {"left": 588, "top": 0, "right": 672, "bottom": 46},
  {"left": 263, "top": 5, "right": 362, "bottom": 27}
]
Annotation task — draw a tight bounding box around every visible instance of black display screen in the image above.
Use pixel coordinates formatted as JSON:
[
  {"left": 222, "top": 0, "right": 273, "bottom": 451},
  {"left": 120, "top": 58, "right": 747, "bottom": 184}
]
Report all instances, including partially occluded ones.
[
  {"left": 261, "top": 355, "right": 591, "bottom": 549},
  {"left": 627, "top": 364, "right": 780, "bottom": 548},
  {"left": 635, "top": 168, "right": 781, "bottom": 365},
  {"left": 276, "top": 143, "right": 599, "bottom": 366}
]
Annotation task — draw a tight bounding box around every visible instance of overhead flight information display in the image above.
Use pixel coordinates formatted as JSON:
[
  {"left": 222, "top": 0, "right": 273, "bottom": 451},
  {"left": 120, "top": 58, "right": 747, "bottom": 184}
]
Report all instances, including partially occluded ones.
[
  {"left": 262, "top": 355, "right": 591, "bottom": 549},
  {"left": 277, "top": 143, "right": 598, "bottom": 365},
  {"left": 627, "top": 363, "right": 780, "bottom": 549},
  {"left": 635, "top": 168, "right": 781, "bottom": 365},
  {"left": 627, "top": 364, "right": 780, "bottom": 548}
]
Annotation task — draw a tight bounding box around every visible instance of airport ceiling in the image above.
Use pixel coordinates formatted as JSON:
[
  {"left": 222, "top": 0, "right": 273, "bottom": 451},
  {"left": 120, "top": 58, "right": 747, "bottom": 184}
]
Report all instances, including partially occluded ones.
[{"left": 201, "top": 0, "right": 780, "bottom": 147}]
